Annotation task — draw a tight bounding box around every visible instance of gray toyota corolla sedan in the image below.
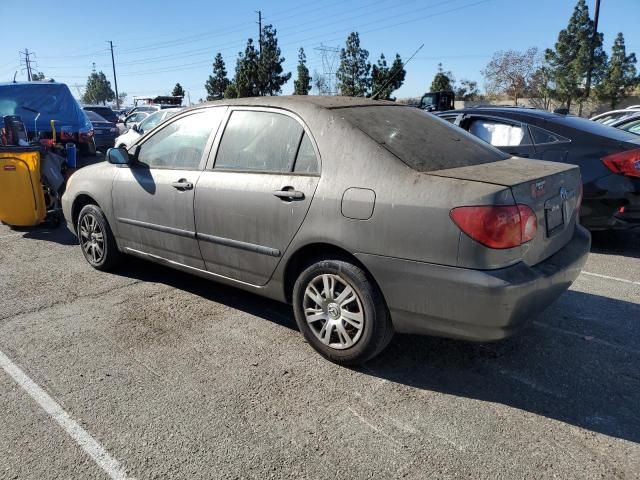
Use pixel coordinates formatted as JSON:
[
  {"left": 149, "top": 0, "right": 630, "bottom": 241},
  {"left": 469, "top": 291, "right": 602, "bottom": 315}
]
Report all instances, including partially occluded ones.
[{"left": 62, "top": 97, "right": 590, "bottom": 365}]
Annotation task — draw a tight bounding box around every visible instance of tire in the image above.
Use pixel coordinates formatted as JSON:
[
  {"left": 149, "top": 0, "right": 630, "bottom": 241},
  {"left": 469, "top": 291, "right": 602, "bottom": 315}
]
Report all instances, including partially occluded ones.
[
  {"left": 77, "top": 204, "right": 121, "bottom": 271},
  {"left": 292, "top": 258, "right": 393, "bottom": 365}
]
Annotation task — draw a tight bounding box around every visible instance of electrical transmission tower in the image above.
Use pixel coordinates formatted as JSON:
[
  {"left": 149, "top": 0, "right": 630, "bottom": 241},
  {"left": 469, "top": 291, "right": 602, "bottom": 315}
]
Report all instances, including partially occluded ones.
[
  {"left": 19, "top": 48, "right": 36, "bottom": 81},
  {"left": 314, "top": 44, "right": 340, "bottom": 95}
]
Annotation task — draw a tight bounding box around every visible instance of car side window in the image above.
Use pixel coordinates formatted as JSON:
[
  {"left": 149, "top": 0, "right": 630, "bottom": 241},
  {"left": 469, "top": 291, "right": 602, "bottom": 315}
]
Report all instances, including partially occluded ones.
[
  {"left": 136, "top": 109, "right": 224, "bottom": 169},
  {"left": 215, "top": 110, "right": 303, "bottom": 172},
  {"left": 468, "top": 118, "right": 532, "bottom": 147},
  {"left": 529, "top": 125, "right": 570, "bottom": 145},
  {"left": 293, "top": 133, "right": 319, "bottom": 174}
]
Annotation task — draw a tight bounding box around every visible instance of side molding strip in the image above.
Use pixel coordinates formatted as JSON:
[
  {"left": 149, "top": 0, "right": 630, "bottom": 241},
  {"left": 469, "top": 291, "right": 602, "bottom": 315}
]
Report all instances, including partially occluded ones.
[
  {"left": 196, "top": 232, "right": 281, "bottom": 258},
  {"left": 118, "top": 217, "right": 196, "bottom": 239}
]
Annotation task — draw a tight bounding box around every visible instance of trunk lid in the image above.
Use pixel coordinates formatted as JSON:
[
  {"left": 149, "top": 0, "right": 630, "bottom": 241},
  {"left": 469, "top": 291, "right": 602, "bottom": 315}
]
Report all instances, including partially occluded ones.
[{"left": 431, "top": 157, "right": 582, "bottom": 266}]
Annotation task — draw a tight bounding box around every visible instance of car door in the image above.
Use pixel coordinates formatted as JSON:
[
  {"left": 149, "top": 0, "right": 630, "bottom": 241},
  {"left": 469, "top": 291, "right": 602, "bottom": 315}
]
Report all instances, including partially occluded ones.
[
  {"left": 462, "top": 115, "right": 536, "bottom": 158},
  {"left": 194, "top": 108, "right": 321, "bottom": 286},
  {"left": 527, "top": 124, "right": 571, "bottom": 163},
  {"left": 111, "top": 107, "right": 226, "bottom": 268}
]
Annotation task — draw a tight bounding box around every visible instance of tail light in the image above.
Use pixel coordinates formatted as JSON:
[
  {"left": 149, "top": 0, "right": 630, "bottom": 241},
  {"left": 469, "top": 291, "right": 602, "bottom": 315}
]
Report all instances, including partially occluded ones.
[
  {"left": 450, "top": 204, "right": 537, "bottom": 249},
  {"left": 602, "top": 149, "right": 640, "bottom": 178}
]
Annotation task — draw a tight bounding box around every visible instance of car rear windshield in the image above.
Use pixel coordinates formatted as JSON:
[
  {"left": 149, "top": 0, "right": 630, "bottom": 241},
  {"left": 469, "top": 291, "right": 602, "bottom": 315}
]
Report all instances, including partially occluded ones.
[{"left": 337, "top": 106, "right": 508, "bottom": 172}]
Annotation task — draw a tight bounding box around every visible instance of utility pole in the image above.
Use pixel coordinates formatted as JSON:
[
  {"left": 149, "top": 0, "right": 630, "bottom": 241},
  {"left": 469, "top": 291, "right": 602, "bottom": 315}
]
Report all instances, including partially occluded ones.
[
  {"left": 20, "top": 48, "right": 33, "bottom": 81},
  {"left": 108, "top": 40, "right": 120, "bottom": 109},
  {"left": 256, "top": 10, "right": 262, "bottom": 56},
  {"left": 582, "top": 0, "right": 601, "bottom": 115}
]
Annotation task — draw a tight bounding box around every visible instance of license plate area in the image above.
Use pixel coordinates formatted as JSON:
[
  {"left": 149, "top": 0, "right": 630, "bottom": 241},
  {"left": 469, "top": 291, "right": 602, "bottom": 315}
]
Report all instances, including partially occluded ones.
[{"left": 545, "top": 196, "right": 565, "bottom": 236}]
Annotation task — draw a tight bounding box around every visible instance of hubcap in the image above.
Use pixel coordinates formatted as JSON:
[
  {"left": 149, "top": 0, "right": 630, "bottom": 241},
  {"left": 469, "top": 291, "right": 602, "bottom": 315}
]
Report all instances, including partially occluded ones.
[
  {"left": 303, "top": 273, "right": 364, "bottom": 350},
  {"left": 79, "top": 213, "right": 105, "bottom": 264}
]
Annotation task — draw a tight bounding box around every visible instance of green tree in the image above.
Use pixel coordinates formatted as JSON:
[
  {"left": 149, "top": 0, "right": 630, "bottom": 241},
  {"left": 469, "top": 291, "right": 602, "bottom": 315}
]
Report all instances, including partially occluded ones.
[
  {"left": 205, "top": 52, "right": 231, "bottom": 101},
  {"left": 544, "top": 0, "right": 606, "bottom": 110},
  {"left": 171, "top": 82, "right": 185, "bottom": 97},
  {"left": 430, "top": 63, "right": 455, "bottom": 92},
  {"left": 596, "top": 32, "right": 638, "bottom": 108},
  {"left": 234, "top": 39, "right": 261, "bottom": 97},
  {"left": 482, "top": 48, "right": 539, "bottom": 105},
  {"left": 81, "top": 71, "right": 115, "bottom": 105},
  {"left": 258, "top": 25, "right": 291, "bottom": 95},
  {"left": 529, "top": 67, "right": 554, "bottom": 110},
  {"left": 455, "top": 79, "right": 481, "bottom": 101},
  {"left": 224, "top": 83, "right": 238, "bottom": 99},
  {"left": 293, "top": 48, "right": 312, "bottom": 95},
  {"left": 117, "top": 92, "right": 127, "bottom": 106},
  {"left": 336, "top": 32, "right": 371, "bottom": 97},
  {"left": 371, "top": 53, "right": 406, "bottom": 100}
]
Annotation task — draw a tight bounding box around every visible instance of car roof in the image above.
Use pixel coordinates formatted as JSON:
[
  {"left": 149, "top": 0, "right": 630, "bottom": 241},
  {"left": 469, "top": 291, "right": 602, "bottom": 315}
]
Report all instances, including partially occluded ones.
[
  {"left": 439, "top": 106, "right": 561, "bottom": 120},
  {"left": 439, "top": 107, "right": 640, "bottom": 143},
  {"left": 192, "top": 96, "right": 397, "bottom": 111}
]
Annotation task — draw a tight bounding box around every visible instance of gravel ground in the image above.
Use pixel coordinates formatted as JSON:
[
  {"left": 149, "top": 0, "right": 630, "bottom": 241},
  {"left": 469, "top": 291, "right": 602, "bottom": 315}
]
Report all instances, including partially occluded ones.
[{"left": 0, "top": 221, "right": 638, "bottom": 479}]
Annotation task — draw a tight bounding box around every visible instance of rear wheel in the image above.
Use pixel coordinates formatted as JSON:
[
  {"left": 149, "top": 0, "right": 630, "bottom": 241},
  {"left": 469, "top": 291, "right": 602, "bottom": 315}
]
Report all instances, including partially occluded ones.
[
  {"left": 292, "top": 258, "right": 393, "bottom": 365},
  {"left": 77, "top": 204, "right": 121, "bottom": 271}
]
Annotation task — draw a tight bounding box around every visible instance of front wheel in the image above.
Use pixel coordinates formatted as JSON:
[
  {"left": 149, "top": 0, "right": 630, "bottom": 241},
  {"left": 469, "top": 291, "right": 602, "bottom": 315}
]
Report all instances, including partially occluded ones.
[
  {"left": 292, "top": 259, "right": 393, "bottom": 365},
  {"left": 77, "top": 204, "right": 121, "bottom": 271}
]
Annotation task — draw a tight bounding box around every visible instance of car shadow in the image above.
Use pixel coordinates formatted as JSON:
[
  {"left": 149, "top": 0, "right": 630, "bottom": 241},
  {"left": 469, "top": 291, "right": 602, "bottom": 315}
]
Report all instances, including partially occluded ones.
[
  {"left": 114, "top": 258, "right": 640, "bottom": 444},
  {"left": 116, "top": 258, "right": 296, "bottom": 332},
  {"left": 362, "top": 289, "right": 640, "bottom": 444},
  {"left": 590, "top": 229, "right": 640, "bottom": 259},
  {"left": 14, "top": 224, "right": 78, "bottom": 246}
]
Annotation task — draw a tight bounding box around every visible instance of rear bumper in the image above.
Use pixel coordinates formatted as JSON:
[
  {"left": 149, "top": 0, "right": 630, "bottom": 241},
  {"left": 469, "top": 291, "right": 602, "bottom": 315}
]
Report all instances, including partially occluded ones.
[
  {"left": 582, "top": 174, "right": 640, "bottom": 230},
  {"left": 356, "top": 225, "right": 591, "bottom": 342}
]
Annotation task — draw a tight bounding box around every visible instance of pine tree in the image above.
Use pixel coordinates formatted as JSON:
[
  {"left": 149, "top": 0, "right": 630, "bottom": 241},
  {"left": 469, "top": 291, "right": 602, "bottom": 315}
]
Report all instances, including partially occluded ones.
[
  {"left": 370, "top": 54, "right": 406, "bottom": 100},
  {"left": 234, "top": 40, "right": 260, "bottom": 97},
  {"left": 430, "top": 63, "right": 455, "bottom": 92},
  {"left": 336, "top": 32, "right": 371, "bottom": 97},
  {"left": 205, "top": 53, "right": 231, "bottom": 101},
  {"left": 597, "top": 33, "right": 638, "bottom": 109},
  {"left": 81, "top": 71, "right": 115, "bottom": 105},
  {"left": 171, "top": 82, "right": 185, "bottom": 97},
  {"left": 258, "top": 25, "right": 291, "bottom": 96},
  {"left": 544, "top": 0, "right": 606, "bottom": 109},
  {"left": 293, "top": 48, "right": 312, "bottom": 95}
]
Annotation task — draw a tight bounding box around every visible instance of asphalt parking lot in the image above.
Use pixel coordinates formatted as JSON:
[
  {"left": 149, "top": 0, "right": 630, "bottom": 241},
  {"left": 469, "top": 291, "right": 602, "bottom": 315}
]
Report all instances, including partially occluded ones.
[{"left": 0, "top": 221, "right": 638, "bottom": 479}]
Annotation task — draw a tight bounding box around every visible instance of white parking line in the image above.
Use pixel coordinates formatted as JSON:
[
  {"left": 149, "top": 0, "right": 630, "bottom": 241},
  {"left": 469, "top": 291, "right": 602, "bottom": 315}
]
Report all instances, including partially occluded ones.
[
  {"left": 0, "top": 349, "right": 132, "bottom": 480},
  {"left": 581, "top": 271, "right": 640, "bottom": 286}
]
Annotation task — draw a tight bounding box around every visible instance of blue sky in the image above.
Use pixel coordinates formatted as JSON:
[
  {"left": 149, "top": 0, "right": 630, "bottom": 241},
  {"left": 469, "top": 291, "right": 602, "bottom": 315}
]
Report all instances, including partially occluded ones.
[{"left": 1, "top": 0, "right": 638, "bottom": 104}]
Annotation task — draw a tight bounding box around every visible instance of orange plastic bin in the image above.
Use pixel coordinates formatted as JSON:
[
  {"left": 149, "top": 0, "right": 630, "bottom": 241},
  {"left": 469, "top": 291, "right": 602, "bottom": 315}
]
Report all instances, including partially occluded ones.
[{"left": 0, "top": 146, "right": 47, "bottom": 227}]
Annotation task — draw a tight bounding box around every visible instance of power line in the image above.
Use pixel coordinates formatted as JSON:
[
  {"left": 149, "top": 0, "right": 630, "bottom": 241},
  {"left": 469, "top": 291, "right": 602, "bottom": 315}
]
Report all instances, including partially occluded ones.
[{"left": 19, "top": 48, "right": 35, "bottom": 81}]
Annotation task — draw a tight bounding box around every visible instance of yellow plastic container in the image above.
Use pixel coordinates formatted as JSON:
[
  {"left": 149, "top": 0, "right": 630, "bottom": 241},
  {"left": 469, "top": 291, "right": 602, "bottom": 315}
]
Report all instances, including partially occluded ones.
[{"left": 0, "top": 147, "right": 47, "bottom": 227}]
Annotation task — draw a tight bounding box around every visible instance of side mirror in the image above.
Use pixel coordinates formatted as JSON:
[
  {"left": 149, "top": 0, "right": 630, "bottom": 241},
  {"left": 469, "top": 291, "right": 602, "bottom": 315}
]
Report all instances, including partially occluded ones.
[
  {"left": 132, "top": 124, "right": 139, "bottom": 133},
  {"left": 106, "top": 147, "right": 130, "bottom": 165}
]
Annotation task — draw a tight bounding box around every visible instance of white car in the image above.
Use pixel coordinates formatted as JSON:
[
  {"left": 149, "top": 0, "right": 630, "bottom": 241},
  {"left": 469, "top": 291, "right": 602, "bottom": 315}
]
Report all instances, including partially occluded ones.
[
  {"left": 591, "top": 108, "right": 640, "bottom": 125},
  {"left": 114, "top": 108, "right": 181, "bottom": 148}
]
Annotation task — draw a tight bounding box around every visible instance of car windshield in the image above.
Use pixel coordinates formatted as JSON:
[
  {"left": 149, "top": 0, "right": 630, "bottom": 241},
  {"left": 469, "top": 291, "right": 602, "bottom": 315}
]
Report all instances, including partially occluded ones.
[
  {"left": 337, "top": 106, "right": 508, "bottom": 172},
  {"left": 0, "top": 83, "right": 72, "bottom": 116},
  {"left": 139, "top": 111, "right": 165, "bottom": 131},
  {"left": 618, "top": 118, "right": 640, "bottom": 135},
  {"left": 420, "top": 94, "right": 436, "bottom": 108},
  {"left": 85, "top": 110, "right": 107, "bottom": 122},
  {"left": 555, "top": 114, "right": 640, "bottom": 142}
]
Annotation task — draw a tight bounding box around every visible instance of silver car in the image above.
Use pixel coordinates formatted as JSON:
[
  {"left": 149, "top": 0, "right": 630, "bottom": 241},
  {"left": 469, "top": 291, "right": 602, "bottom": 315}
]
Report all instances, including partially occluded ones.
[{"left": 62, "top": 97, "right": 590, "bottom": 365}]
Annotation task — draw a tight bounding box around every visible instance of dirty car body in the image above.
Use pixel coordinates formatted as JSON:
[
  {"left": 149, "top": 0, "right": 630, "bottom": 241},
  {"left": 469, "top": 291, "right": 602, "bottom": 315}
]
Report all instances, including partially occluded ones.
[{"left": 62, "top": 97, "right": 590, "bottom": 364}]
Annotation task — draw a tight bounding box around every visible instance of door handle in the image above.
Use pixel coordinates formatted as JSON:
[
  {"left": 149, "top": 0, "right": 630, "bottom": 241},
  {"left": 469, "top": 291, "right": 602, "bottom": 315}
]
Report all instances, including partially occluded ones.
[
  {"left": 171, "top": 179, "right": 193, "bottom": 190},
  {"left": 273, "top": 188, "right": 305, "bottom": 201}
]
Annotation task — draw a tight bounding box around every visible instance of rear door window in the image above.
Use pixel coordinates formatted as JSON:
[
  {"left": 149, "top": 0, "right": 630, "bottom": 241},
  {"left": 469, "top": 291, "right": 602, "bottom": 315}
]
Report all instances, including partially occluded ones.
[
  {"left": 338, "top": 106, "right": 507, "bottom": 172},
  {"left": 529, "top": 125, "right": 570, "bottom": 145},
  {"left": 215, "top": 110, "right": 304, "bottom": 172},
  {"left": 468, "top": 118, "right": 532, "bottom": 147}
]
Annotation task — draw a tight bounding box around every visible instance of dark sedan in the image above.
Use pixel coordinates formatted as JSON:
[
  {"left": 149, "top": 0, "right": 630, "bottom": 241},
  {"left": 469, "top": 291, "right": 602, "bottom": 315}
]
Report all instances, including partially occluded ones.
[
  {"left": 84, "top": 110, "right": 118, "bottom": 152},
  {"left": 438, "top": 107, "right": 640, "bottom": 230}
]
